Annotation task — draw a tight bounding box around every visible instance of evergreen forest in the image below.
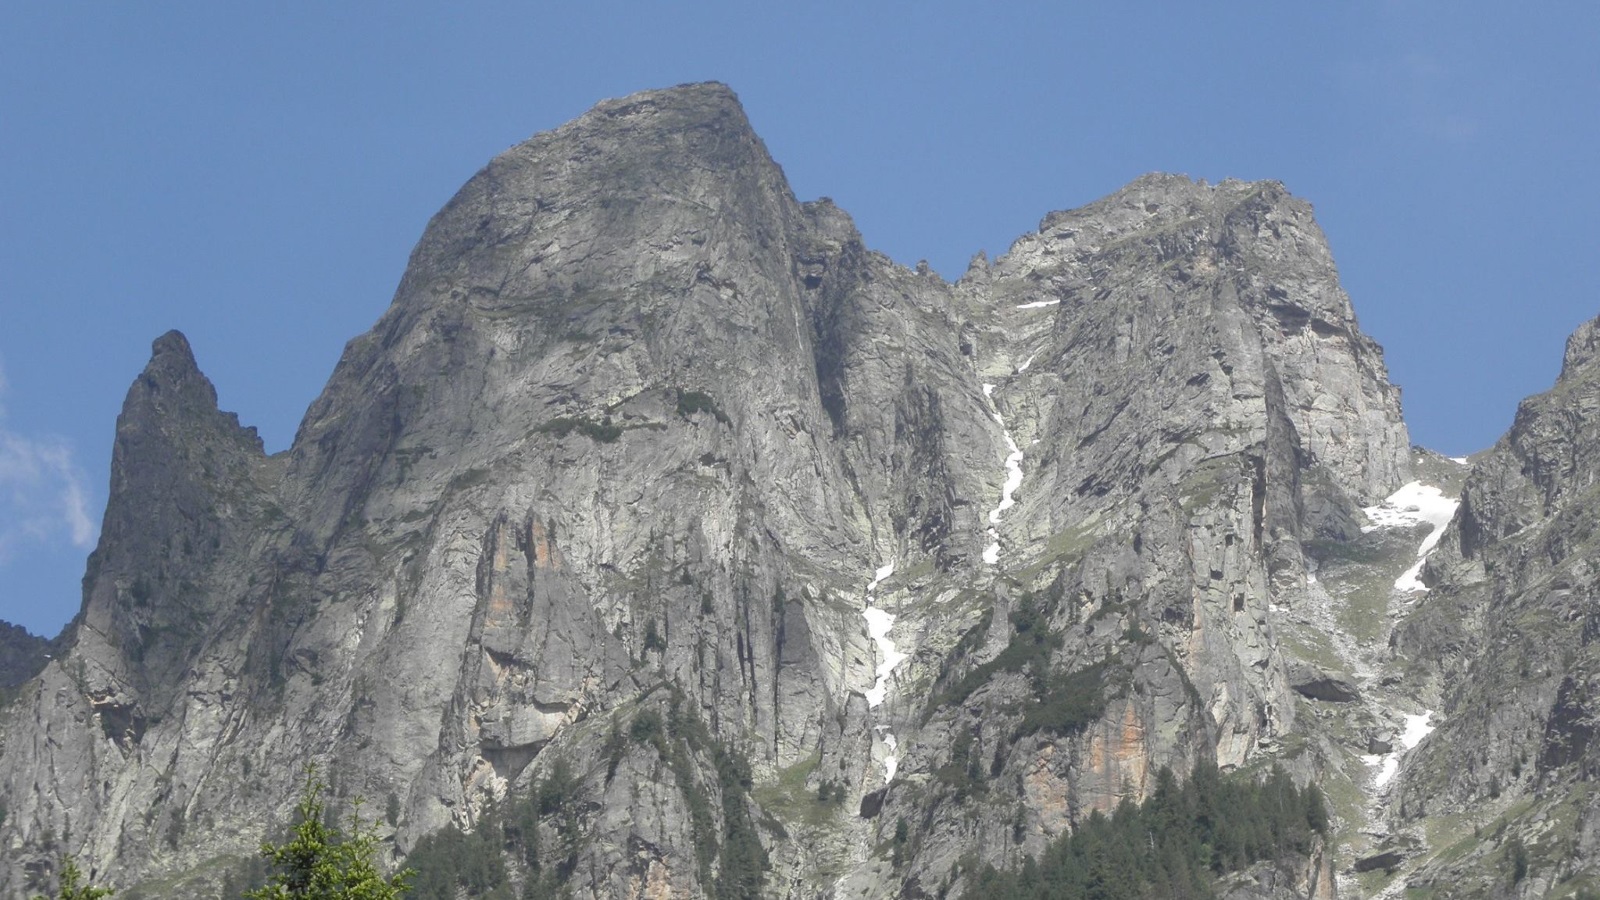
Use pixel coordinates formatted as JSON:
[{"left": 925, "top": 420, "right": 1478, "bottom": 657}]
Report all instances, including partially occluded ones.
[{"left": 965, "top": 760, "right": 1330, "bottom": 900}]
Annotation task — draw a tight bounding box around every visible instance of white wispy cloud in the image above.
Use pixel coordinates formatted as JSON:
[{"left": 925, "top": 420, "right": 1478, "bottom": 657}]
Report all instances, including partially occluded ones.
[{"left": 0, "top": 359, "right": 98, "bottom": 562}]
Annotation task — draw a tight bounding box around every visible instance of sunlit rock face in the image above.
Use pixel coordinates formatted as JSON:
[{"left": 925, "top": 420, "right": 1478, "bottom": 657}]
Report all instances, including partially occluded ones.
[
  {"left": 0, "top": 83, "right": 1422, "bottom": 899},
  {"left": 1387, "top": 313, "right": 1600, "bottom": 895}
]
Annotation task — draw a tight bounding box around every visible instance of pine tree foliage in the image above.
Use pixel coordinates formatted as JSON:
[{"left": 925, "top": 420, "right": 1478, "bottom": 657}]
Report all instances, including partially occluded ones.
[
  {"left": 403, "top": 760, "right": 581, "bottom": 900},
  {"left": 33, "top": 857, "right": 113, "bottom": 900},
  {"left": 966, "top": 761, "right": 1329, "bottom": 900},
  {"left": 403, "top": 688, "right": 767, "bottom": 900},
  {"left": 247, "top": 768, "right": 412, "bottom": 900}
]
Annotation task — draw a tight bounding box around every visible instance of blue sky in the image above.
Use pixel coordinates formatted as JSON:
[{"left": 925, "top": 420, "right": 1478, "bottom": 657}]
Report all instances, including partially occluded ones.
[{"left": 1, "top": 2, "right": 1596, "bottom": 636}]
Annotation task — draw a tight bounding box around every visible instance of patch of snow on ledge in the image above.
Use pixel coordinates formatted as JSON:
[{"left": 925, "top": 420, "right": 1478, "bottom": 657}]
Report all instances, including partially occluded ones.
[
  {"left": 1364, "top": 754, "right": 1401, "bottom": 788},
  {"left": 1400, "top": 710, "right": 1435, "bottom": 749},
  {"left": 867, "top": 562, "right": 895, "bottom": 594},
  {"left": 1362, "top": 482, "right": 1457, "bottom": 535},
  {"left": 1363, "top": 710, "right": 1435, "bottom": 789},
  {"left": 1449, "top": 456, "right": 1469, "bottom": 465},
  {"left": 1016, "top": 299, "right": 1061, "bottom": 309},
  {"left": 1362, "top": 481, "right": 1459, "bottom": 593},
  {"left": 982, "top": 537, "right": 1000, "bottom": 565}
]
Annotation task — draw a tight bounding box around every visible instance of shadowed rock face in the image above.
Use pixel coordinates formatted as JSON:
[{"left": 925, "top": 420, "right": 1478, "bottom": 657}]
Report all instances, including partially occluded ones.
[
  {"left": 0, "top": 83, "right": 1413, "bottom": 898},
  {"left": 0, "top": 622, "right": 51, "bottom": 695},
  {"left": 1289, "top": 664, "right": 1362, "bottom": 704}
]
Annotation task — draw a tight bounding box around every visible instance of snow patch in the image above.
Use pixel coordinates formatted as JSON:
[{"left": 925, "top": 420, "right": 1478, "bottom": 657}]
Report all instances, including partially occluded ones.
[
  {"left": 1367, "top": 754, "right": 1401, "bottom": 788},
  {"left": 1016, "top": 299, "right": 1062, "bottom": 310},
  {"left": 981, "top": 391, "right": 1026, "bottom": 566},
  {"left": 1016, "top": 354, "right": 1037, "bottom": 373},
  {"left": 1362, "top": 482, "right": 1458, "bottom": 536},
  {"left": 1393, "top": 559, "right": 1430, "bottom": 593},
  {"left": 1400, "top": 710, "right": 1435, "bottom": 749},
  {"left": 863, "top": 607, "right": 905, "bottom": 707},
  {"left": 1362, "top": 481, "right": 1459, "bottom": 593},
  {"left": 1449, "top": 456, "right": 1469, "bottom": 465},
  {"left": 867, "top": 562, "right": 895, "bottom": 594},
  {"left": 1364, "top": 710, "right": 1435, "bottom": 789},
  {"left": 989, "top": 430, "right": 1024, "bottom": 523},
  {"left": 982, "top": 538, "right": 1000, "bottom": 565},
  {"left": 863, "top": 563, "right": 906, "bottom": 781}
]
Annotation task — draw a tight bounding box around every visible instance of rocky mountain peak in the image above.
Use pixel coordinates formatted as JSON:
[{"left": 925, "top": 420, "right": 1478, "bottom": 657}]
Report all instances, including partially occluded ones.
[
  {"left": 1031, "top": 172, "right": 1288, "bottom": 243},
  {"left": 1560, "top": 313, "right": 1600, "bottom": 378},
  {"left": 989, "top": 171, "right": 1409, "bottom": 506},
  {"left": 580, "top": 79, "right": 747, "bottom": 126},
  {"left": 388, "top": 81, "right": 783, "bottom": 319},
  {"left": 147, "top": 327, "right": 199, "bottom": 370},
  {"left": 281, "top": 80, "right": 811, "bottom": 545},
  {"left": 111, "top": 329, "right": 264, "bottom": 498},
  {"left": 130, "top": 330, "right": 221, "bottom": 417},
  {"left": 0, "top": 86, "right": 1455, "bottom": 900},
  {"left": 79, "top": 329, "right": 268, "bottom": 702}
]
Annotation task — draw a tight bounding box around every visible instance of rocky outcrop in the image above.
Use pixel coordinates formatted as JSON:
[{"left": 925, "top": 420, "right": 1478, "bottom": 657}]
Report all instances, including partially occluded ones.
[
  {"left": 1389, "top": 313, "right": 1600, "bottom": 893},
  {"left": 1289, "top": 663, "right": 1361, "bottom": 703},
  {"left": 1221, "top": 835, "right": 1338, "bottom": 900},
  {"left": 0, "top": 84, "right": 1415, "bottom": 898}
]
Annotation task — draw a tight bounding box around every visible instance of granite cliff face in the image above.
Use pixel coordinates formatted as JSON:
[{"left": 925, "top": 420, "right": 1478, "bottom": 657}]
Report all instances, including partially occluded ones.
[
  {"left": 0, "top": 83, "right": 1440, "bottom": 898},
  {"left": 1383, "top": 316, "right": 1600, "bottom": 896}
]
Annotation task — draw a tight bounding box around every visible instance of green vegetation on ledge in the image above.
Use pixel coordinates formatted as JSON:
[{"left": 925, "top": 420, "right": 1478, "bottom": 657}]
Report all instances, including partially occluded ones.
[
  {"left": 675, "top": 389, "right": 730, "bottom": 425},
  {"left": 534, "top": 416, "right": 623, "bottom": 443}
]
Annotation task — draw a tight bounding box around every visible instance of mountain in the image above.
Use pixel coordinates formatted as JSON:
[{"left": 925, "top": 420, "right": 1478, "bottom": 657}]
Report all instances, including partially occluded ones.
[
  {"left": 0, "top": 621, "right": 52, "bottom": 705},
  {"left": 1384, "top": 317, "right": 1600, "bottom": 895},
  {"left": 0, "top": 81, "right": 1585, "bottom": 899}
]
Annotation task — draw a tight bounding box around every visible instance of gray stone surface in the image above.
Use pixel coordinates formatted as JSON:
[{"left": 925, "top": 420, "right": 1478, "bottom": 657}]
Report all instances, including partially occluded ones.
[
  {"left": 1289, "top": 663, "right": 1362, "bottom": 703},
  {"left": 0, "top": 83, "right": 1423, "bottom": 898},
  {"left": 1384, "top": 312, "right": 1600, "bottom": 894}
]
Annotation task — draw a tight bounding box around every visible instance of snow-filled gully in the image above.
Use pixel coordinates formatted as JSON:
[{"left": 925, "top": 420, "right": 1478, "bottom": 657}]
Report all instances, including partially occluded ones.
[
  {"left": 1340, "top": 477, "right": 1454, "bottom": 889},
  {"left": 1351, "top": 483, "right": 1455, "bottom": 792},
  {"left": 1362, "top": 481, "right": 1460, "bottom": 593},
  {"left": 863, "top": 562, "right": 905, "bottom": 781},
  {"left": 1361, "top": 710, "right": 1436, "bottom": 789},
  {"left": 982, "top": 383, "right": 1026, "bottom": 566},
  {"left": 860, "top": 317, "right": 1047, "bottom": 783}
]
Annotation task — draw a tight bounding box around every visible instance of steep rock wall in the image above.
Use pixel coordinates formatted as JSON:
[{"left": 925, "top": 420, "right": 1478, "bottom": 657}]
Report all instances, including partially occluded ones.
[
  {"left": 1390, "top": 314, "right": 1600, "bottom": 893},
  {"left": 0, "top": 84, "right": 1412, "bottom": 899}
]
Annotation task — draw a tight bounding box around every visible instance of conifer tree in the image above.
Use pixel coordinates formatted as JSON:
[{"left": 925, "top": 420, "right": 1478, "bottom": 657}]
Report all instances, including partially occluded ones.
[
  {"left": 33, "top": 857, "right": 113, "bottom": 900},
  {"left": 247, "top": 767, "right": 412, "bottom": 900}
]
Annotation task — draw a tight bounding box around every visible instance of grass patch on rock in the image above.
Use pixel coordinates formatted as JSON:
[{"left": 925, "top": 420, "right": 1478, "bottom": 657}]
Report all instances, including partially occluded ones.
[{"left": 751, "top": 752, "right": 841, "bottom": 829}]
